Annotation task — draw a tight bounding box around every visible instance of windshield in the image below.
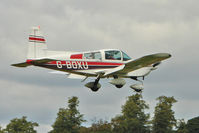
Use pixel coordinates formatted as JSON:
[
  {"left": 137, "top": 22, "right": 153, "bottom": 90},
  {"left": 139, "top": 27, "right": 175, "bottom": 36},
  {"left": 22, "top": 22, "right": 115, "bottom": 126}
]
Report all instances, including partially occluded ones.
[
  {"left": 122, "top": 51, "right": 131, "bottom": 61},
  {"left": 105, "top": 50, "right": 121, "bottom": 60}
]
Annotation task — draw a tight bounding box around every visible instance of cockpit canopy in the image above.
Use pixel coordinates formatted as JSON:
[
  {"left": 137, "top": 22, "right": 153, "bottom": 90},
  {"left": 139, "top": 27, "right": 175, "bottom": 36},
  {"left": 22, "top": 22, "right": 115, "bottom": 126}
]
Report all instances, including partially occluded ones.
[
  {"left": 105, "top": 50, "right": 131, "bottom": 61},
  {"left": 80, "top": 50, "right": 131, "bottom": 61},
  {"left": 84, "top": 52, "right": 102, "bottom": 60},
  {"left": 105, "top": 50, "right": 121, "bottom": 60}
]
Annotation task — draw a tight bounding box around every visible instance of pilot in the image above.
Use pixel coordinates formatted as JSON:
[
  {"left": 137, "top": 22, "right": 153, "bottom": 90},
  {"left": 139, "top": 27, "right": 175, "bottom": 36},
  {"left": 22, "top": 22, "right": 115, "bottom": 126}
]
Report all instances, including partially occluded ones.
[{"left": 106, "top": 54, "right": 114, "bottom": 60}]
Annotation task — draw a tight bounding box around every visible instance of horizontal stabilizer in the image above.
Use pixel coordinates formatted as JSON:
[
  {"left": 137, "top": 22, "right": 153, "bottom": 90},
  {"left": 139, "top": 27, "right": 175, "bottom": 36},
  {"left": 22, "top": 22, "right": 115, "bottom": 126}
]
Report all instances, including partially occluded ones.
[
  {"left": 11, "top": 58, "right": 56, "bottom": 67},
  {"left": 11, "top": 62, "right": 32, "bottom": 67},
  {"left": 30, "top": 59, "right": 55, "bottom": 65}
]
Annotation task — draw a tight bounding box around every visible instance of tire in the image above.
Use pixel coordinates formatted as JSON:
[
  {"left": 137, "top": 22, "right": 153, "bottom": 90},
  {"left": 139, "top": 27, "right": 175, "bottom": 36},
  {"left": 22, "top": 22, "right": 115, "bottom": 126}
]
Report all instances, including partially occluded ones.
[
  {"left": 91, "top": 86, "right": 100, "bottom": 92},
  {"left": 115, "top": 85, "right": 123, "bottom": 88}
]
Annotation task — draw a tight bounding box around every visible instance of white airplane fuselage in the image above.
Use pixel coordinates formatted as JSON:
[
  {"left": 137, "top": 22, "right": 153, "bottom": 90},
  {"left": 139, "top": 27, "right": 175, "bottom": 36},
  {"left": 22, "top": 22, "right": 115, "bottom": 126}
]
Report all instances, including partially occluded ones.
[{"left": 27, "top": 49, "right": 154, "bottom": 78}]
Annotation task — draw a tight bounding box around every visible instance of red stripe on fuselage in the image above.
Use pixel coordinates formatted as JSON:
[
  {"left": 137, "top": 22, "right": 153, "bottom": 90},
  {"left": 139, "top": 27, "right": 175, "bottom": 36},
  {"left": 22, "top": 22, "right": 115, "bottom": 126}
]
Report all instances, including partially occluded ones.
[
  {"left": 27, "top": 59, "right": 123, "bottom": 66},
  {"left": 26, "top": 59, "right": 33, "bottom": 64},
  {"left": 46, "top": 61, "right": 123, "bottom": 66}
]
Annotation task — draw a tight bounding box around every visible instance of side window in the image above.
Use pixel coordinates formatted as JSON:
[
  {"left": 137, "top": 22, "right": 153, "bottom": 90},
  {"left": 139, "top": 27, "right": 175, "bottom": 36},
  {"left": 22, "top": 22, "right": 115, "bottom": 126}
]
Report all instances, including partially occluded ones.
[
  {"left": 105, "top": 50, "right": 121, "bottom": 60},
  {"left": 94, "top": 52, "right": 101, "bottom": 60},
  {"left": 84, "top": 52, "right": 101, "bottom": 60},
  {"left": 122, "top": 51, "right": 131, "bottom": 61}
]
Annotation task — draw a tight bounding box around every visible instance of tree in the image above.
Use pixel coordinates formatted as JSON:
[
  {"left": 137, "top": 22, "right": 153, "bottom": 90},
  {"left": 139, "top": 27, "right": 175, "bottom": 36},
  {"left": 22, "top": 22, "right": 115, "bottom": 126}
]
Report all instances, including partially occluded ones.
[
  {"left": 186, "top": 116, "right": 199, "bottom": 133},
  {"left": 0, "top": 126, "right": 5, "bottom": 133},
  {"left": 111, "top": 93, "right": 150, "bottom": 133},
  {"left": 152, "top": 96, "right": 177, "bottom": 133},
  {"left": 176, "top": 119, "right": 188, "bottom": 133},
  {"left": 79, "top": 126, "right": 89, "bottom": 133},
  {"left": 50, "top": 96, "right": 85, "bottom": 133},
  {"left": 4, "top": 116, "right": 38, "bottom": 133},
  {"left": 89, "top": 118, "right": 112, "bottom": 133}
]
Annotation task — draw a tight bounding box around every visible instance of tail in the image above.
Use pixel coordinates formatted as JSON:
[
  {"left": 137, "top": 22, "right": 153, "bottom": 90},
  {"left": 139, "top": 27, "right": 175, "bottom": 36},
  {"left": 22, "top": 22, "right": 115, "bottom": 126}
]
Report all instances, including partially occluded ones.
[
  {"left": 27, "top": 26, "right": 47, "bottom": 59},
  {"left": 11, "top": 27, "right": 51, "bottom": 67}
]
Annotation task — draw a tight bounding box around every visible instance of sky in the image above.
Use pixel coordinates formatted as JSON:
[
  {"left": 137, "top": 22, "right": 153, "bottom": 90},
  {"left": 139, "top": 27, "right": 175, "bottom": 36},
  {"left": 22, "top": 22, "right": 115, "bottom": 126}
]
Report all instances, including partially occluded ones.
[{"left": 0, "top": 0, "right": 199, "bottom": 132}]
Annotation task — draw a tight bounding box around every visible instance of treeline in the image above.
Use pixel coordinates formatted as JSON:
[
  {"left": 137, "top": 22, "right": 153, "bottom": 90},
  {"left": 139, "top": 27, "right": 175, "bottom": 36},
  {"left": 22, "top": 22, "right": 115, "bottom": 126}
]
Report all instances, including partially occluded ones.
[{"left": 1, "top": 94, "right": 199, "bottom": 133}]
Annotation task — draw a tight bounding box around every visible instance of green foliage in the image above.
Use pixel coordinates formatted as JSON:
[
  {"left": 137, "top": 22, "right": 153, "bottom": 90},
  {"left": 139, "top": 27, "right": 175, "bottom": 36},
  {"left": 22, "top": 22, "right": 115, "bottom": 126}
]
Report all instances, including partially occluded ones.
[
  {"left": 88, "top": 118, "right": 112, "bottom": 133},
  {"left": 79, "top": 126, "right": 89, "bottom": 133},
  {"left": 79, "top": 118, "right": 112, "bottom": 133},
  {"left": 152, "top": 96, "right": 177, "bottom": 133},
  {"left": 3, "top": 94, "right": 199, "bottom": 133},
  {"left": 4, "top": 116, "right": 38, "bottom": 133},
  {"left": 186, "top": 116, "right": 199, "bottom": 133},
  {"left": 176, "top": 119, "right": 188, "bottom": 133},
  {"left": 111, "top": 93, "right": 150, "bottom": 133},
  {"left": 0, "top": 126, "right": 5, "bottom": 133},
  {"left": 49, "top": 96, "right": 85, "bottom": 133}
]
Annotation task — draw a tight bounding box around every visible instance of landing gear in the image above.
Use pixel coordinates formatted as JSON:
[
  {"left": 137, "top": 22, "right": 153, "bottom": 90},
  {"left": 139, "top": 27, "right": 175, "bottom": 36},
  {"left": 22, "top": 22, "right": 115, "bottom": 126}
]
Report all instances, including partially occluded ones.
[
  {"left": 130, "top": 76, "right": 144, "bottom": 92},
  {"left": 85, "top": 76, "right": 101, "bottom": 92},
  {"left": 130, "top": 84, "right": 143, "bottom": 92},
  {"left": 115, "top": 85, "right": 123, "bottom": 88},
  {"left": 109, "top": 75, "right": 126, "bottom": 88},
  {"left": 91, "top": 77, "right": 101, "bottom": 91}
]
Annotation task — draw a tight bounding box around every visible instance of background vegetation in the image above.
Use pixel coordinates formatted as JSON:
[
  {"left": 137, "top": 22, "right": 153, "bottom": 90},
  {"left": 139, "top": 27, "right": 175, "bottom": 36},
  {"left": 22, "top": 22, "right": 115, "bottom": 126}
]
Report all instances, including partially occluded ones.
[{"left": 1, "top": 93, "right": 199, "bottom": 133}]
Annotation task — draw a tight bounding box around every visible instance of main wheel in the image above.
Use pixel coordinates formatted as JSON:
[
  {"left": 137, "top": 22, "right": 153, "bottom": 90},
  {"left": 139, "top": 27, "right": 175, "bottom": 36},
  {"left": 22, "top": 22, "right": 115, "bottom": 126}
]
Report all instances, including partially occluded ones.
[
  {"left": 91, "top": 86, "right": 100, "bottom": 92},
  {"left": 115, "top": 85, "right": 123, "bottom": 88},
  {"left": 133, "top": 88, "right": 142, "bottom": 92},
  {"left": 85, "top": 82, "right": 101, "bottom": 92}
]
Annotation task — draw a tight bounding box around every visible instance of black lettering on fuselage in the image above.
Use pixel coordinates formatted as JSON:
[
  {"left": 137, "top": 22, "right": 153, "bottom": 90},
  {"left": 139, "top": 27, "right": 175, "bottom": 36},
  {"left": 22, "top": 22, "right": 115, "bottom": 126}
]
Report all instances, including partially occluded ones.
[{"left": 56, "top": 61, "right": 88, "bottom": 70}]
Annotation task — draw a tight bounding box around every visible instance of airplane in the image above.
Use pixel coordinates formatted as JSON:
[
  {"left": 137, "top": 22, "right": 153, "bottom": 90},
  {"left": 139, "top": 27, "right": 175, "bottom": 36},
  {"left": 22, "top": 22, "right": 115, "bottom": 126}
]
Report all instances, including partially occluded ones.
[{"left": 12, "top": 27, "right": 171, "bottom": 92}]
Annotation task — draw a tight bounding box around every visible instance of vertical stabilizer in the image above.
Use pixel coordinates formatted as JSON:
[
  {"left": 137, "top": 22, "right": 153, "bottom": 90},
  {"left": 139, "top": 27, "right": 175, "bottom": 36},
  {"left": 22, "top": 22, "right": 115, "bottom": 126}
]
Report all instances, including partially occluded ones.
[{"left": 27, "top": 26, "right": 47, "bottom": 59}]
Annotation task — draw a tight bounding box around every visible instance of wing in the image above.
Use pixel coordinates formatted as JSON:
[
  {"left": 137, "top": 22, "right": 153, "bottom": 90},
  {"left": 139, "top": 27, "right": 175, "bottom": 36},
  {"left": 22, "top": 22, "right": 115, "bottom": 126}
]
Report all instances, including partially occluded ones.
[{"left": 116, "top": 53, "right": 171, "bottom": 74}]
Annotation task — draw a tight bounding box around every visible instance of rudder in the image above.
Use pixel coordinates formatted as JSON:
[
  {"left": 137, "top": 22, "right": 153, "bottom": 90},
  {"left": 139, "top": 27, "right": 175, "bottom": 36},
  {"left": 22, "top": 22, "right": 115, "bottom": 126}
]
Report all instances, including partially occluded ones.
[{"left": 27, "top": 26, "right": 47, "bottom": 59}]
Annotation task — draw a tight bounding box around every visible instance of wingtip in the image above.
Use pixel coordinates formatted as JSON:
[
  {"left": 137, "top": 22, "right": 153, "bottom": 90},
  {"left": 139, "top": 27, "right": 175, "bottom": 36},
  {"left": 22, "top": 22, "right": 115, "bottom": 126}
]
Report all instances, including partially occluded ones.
[
  {"left": 11, "top": 62, "right": 30, "bottom": 67},
  {"left": 155, "top": 53, "right": 171, "bottom": 58},
  {"left": 11, "top": 64, "right": 19, "bottom": 67}
]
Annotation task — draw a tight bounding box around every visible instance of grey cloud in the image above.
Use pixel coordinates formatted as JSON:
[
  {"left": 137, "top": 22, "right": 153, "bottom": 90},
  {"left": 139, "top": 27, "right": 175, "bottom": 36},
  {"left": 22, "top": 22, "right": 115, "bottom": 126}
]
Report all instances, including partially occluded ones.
[
  {"left": 63, "top": 0, "right": 199, "bottom": 22},
  {"left": 0, "top": 0, "right": 199, "bottom": 133}
]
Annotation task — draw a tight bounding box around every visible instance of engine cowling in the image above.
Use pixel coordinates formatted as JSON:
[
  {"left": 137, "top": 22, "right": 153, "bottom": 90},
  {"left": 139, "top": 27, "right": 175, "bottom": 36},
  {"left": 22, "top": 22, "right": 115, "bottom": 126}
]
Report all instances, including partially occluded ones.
[{"left": 130, "top": 84, "right": 144, "bottom": 92}]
